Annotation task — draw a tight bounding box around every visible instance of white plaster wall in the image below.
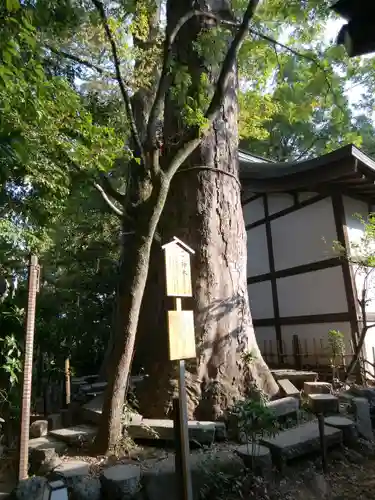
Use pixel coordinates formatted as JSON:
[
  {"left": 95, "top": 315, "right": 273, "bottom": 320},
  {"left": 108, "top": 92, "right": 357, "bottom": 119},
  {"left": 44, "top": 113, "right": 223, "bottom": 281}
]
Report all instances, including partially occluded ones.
[
  {"left": 271, "top": 198, "right": 337, "bottom": 270},
  {"left": 298, "top": 192, "right": 319, "bottom": 202},
  {"left": 243, "top": 196, "right": 265, "bottom": 225},
  {"left": 253, "top": 326, "right": 277, "bottom": 360},
  {"left": 247, "top": 225, "right": 269, "bottom": 277},
  {"left": 277, "top": 266, "right": 348, "bottom": 317},
  {"left": 343, "top": 196, "right": 375, "bottom": 314},
  {"left": 280, "top": 322, "right": 352, "bottom": 366},
  {"left": 247, "top": 281, "right": 273, "bottom": 319},
  {"left": 267, "top": 193, "right": 294, "bottom": 216},
  {"left": 363, "top": 323, "right": 375, "bottom": 379}
]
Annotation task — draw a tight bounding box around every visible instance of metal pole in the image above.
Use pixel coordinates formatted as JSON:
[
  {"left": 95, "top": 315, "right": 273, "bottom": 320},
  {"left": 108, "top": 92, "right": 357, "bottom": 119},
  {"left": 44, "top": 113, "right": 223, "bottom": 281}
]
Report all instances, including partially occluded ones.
[
  {"left": 18, "top": 254, "right": 39, "bottom": 481},
  {"left": 178, "top": 359, "right": 193, "bottom": 500},
  {"left": 318, "top": 413, "right": 327, "bottom": 473},
  {"left": 64, "top": 358, "right": 71, "bottom": 407}
]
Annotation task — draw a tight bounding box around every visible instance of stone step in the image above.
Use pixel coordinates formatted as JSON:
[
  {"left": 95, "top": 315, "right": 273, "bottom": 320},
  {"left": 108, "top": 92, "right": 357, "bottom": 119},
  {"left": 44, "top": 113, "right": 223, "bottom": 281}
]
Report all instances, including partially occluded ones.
[
  {"left": 127, "top": 419, "right": 226, "bottom": 443},
  {"left": 28, "top": 435, "right": 68, "bottom": 454},
  {"left": 49, "top": 425, "right": 97, "bottom": 446},
  {"left": 277, "top": 379, "right": 300, "bottom": 399},
  {"left": 271, "top": 369, "right": 318, "bottom": 390},
  {"left": 260, "top": 420, "right": 342, "bottom": 467},
  {"left": 81, "top": 393, "right": 142, "bottom": 426},
  {"left": 266, "top": 396, "right": 299, "bottom": 418},
  {"left": 308, "top": 394, "right": 339, "bottom": 415},
  {"left": 304, "top": 382, "right": 332, "bottom": 395}
]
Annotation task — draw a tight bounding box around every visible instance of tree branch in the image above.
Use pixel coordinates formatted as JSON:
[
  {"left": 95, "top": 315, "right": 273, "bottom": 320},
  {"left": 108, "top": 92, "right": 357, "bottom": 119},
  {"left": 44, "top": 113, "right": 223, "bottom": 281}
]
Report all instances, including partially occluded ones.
[
  {"left": 163, "top": 0, "right": 259, "bottom": 179},
  {"left": 92, "top": 181, "right": 124, "bottom": 217},
  {"left": 98, "top": 173, "right": 126, "bottom": 205},
  {"left": 44, "top": 44, "right": 115, "bottom": 77},
  {"left": 92, "top": 0, "right": 145, "bottom": 167},
  {"left": 147, "top": 9, "right": 219, "bottom": 147}
]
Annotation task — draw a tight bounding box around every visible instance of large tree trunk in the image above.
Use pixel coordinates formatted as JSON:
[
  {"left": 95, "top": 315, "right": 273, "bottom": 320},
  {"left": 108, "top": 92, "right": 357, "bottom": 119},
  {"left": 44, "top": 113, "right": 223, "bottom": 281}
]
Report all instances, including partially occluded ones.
[{"left": 135, "top": 0, "right": 277, "bottom": 420}]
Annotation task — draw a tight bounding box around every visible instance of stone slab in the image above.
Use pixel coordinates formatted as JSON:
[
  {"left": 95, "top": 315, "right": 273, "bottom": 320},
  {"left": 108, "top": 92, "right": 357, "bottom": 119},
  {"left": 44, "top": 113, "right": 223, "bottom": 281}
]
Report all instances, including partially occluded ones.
[
  {"left": 49, "top": 425, "right": 97, "bottom": 445},
  {"left": 260, "top": 420, "right": 342, "bottom": 465},
  {"left": 267, "top": 396, "right": 299, "bottom": 418},
  {"left": 271, "top": 370, "right": 318, "bottom": 389},
  {"left": 142, "top": 449, "right": 243, "bottom": 500},
  {"left": 101, "top": 464, "right": 141, "bottom": 498},
  {"left": 324, "top": 416, "right": 358, "bottom": 446},
  {"left": 29, "top": 420, "right": 48, "bottom": 438},
  {"left": 127, "top": 419, "right": 226, "bottom": 443},
  {"left": 28, "top": 436, "right": 68, "bottom": 454},
  {"left": 277, "top": 379, "right": 300, "bottom": 398},
  {"left": 54, "top": 460, "right": 90, "bottom": 478},
  {"left": 81, "top": 393, "right": 142, "bottom": 426},
  {"left": 308, "top": 394, "right": 339, "bottom": 415},
  {"left": 304, "top": 382, "right": 332, "bottom": 395},
  {"left": 352, "top": 397, "right": 374, "bottom": 441},
  {"left": 235, "top": 444, "right": 272, "bottom": 476}
]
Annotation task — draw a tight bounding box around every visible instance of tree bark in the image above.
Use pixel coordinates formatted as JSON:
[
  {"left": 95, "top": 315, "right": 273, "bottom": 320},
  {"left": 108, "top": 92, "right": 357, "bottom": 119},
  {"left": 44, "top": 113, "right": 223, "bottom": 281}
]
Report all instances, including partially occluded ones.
[
  {"left": 135, "top": 0, "right": 277, "bottom": 420},
  {"left": 94, "top": 177, "right": 171, "bottom": 453}
]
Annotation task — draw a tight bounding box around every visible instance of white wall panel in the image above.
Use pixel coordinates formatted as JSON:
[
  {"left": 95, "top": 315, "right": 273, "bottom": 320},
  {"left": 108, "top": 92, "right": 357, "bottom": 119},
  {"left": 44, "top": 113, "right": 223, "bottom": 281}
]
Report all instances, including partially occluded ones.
[
  {"left": 344, "top": 196, "right": 375, "bottom": 314},
  {"left": 243, "top": 196, "right": 265, "bottom": 225},
  {"left": 248, "top": 281, "right": 273, "bottom": 320},
  {"left": 277, "top": 266, "right": 347, "bottom": 317},
  {"left": 272, "top": 198, "right": 336, "bottom": 270},
  {"left": 281, "top": 322, "right": 352, "bottom": 365},
  {"left": 298, "top": 192, "right": 319, "bottom": 202},
  {"left": 267, "top": 193, "right": 294, "bottom": 216},
  {"left": 253, "top": 326, "right": 277, "bottom": 355},
  {"left": 247, "top": 225, "right": 269, "bottom": 277}
]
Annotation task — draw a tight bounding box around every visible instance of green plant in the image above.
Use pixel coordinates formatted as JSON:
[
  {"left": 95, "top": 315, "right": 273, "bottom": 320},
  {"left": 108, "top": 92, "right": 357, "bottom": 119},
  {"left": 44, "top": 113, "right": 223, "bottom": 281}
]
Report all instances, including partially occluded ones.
[
  {"left": 230, "top": 398, "right": 278, "bottom": 470},
  {"left": 328, "top": 329, "right": 345, "bottom": 383}
]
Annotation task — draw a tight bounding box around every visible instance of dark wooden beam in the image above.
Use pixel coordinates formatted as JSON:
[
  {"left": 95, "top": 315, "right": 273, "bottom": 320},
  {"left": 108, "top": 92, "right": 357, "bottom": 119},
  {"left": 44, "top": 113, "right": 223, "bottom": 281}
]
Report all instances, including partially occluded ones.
[
  {"left": 247, "top": 256, "right": 342, "bottom": 284},
  {"left": 331, "top": 194, "right": 359, "bottom": 348},
  {"left": 246, "top": 194, "right": 325, "bottom": 230},
  {"left": 241, "top": 193, "right": 263, "bottom": 206},
  {"left": 253, "top": 311, "right": 351, "bottom": 327},
  {"left": 263, "top": 194, "right": 283, "bottom": 363}
]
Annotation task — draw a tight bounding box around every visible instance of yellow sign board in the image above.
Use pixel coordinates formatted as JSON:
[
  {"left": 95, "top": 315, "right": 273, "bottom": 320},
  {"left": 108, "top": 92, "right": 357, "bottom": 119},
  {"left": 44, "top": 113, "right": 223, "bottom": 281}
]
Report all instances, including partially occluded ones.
[
  {"left": 163, "top": 239, "right": 193, "bottom": 297},
  {"left": 167, "top": 310, "right": 196, "bottom": 361}
]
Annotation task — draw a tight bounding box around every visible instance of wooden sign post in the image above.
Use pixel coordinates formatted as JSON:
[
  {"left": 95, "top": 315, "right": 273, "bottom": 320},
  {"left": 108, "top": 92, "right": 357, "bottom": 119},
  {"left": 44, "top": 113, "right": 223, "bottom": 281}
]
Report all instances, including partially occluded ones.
[{"left": 162, "top": 237, "right": 196, "bottom": 500}]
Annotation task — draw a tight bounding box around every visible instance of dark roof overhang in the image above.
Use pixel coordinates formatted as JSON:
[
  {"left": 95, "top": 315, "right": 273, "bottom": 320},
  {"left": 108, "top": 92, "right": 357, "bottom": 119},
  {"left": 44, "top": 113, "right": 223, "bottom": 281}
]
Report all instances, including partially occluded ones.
[
  {"left": 331, "top": 0, "right": 375, "bottom": 57},
  {"left": 239, "top": 144, "right": 375, "bottom": 202}
]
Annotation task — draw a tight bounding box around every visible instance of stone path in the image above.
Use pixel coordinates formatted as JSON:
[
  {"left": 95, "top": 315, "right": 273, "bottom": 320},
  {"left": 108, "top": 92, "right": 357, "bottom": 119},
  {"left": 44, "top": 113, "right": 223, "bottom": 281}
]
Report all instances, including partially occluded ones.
[{"left": 260, "top": 420, "right": 342, "bottom": 466}]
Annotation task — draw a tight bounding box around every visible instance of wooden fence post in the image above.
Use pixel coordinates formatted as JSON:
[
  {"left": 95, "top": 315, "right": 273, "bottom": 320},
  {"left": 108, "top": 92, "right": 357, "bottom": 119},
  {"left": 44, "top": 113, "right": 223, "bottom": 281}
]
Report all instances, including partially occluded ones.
[
  {"left": 19, "top": 254, "right": 39, "bottom": 481},
  {"left": 292, "top": 335, "right": 302, "bottom": 370}
]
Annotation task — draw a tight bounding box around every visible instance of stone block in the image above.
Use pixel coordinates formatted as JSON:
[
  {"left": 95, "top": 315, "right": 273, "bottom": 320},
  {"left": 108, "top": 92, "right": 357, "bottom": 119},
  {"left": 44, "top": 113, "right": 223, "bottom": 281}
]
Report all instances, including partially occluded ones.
[
  {"left": 142, "top": 449, "right": 244, "bottom": 500},
  {"left": 304, "top": 382, "right": 332, "bottom": 395},
  {"left": 266, "top": 396, "right": 299, "bottom": 418},
  {"left": 49, "top": 425, "right": 97, "bottom": 446},
  {"left": 277, "top": 379, "right": 300, "bottom": 399},
  {"left": 12, "top": 476, "right": 47, "bottom": 500},
  {"left": 271, "top": 370, "right": 318, "bottom": 389},
  {"left": 54, "top": 460, "right": 90, "bottom": 478},
  {"left": 29, "top": 447, "right": 62, "bottom": 475},
  {"left": 81, "top": 393, "right": 142, "bottom": 427},
  {"left": 29, "top": 420, "right": 48, "bottom": 439},
  {"left": 235, "top": 443, "right": 272, "bottom": 476},
  {"left": 260, "top": 420, "right": 342, "bottom": 468},
  {"left": 308, "top": 394, "right": 339, "bottom": 415},
  {"left": 101, "top": 464, "right": 141, "bottom": 499},
  {"left": 351, "top": 397, "right": 374, "bottom": 441},
  {"left": 324, "top": 416, "right": 358, "bottom": 446},
  {"left": 127, "top": 419, "right": 226, "bottom": 443},
  {"left": 68, "top": 476, "right": 101, "bottom": 500},
  {"left": 28, "top": 436, "right": 68, "bottom": 454},
  {"left": 48, "top": 413, "right": 63, "bottom": 431}
]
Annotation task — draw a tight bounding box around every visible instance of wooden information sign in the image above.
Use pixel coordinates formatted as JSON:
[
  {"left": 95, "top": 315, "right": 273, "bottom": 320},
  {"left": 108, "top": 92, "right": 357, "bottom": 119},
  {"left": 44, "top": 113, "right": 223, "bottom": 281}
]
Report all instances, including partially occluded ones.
[
  {"left": 168, "top": 310, "right": 196, "bottom": 361},
  {"left": 162, "top": 237, "right": 195, "bottom": 500},
  {"left": 162, "top": 237, "right": 194, "bottom": 297}
]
